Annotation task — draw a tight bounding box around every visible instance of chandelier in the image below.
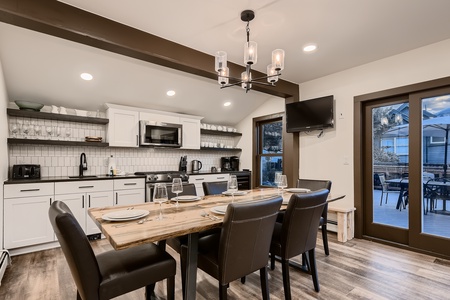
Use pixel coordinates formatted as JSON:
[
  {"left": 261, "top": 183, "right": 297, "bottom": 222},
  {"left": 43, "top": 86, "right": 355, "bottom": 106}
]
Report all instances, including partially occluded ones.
[{"left": 215, "top": 10, "right": 285, "bottom": 93}]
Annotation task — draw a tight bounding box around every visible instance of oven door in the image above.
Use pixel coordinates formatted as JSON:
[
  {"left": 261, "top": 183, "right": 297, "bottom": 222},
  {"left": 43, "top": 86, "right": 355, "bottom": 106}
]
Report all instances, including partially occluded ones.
[{"left": 140, "top": 121, "right": 182, "bottom": 147}]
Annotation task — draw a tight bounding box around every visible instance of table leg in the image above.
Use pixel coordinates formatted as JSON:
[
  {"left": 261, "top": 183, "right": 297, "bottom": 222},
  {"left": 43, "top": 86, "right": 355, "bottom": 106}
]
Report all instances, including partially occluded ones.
[{"left": 184, "top": 232, "right": 199, "bottom": 300}]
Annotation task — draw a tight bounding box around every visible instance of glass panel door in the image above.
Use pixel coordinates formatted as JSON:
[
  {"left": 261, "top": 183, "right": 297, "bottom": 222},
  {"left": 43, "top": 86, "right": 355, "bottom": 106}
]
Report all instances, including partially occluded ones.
[
  {"left": 258, "top": 119, "right": 283, "bottom": 187},
  {"left": 372, "top": 103, "right": 409, "bottom": 229},
  {"left": 422, "top": 95, "right": 450, "bottom": 238}
]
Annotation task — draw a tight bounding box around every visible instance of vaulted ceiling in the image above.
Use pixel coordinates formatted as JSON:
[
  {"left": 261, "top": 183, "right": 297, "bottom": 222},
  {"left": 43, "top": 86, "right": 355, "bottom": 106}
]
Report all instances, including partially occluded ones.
[{"left": 1, "top": 0, "right": 450, "bottom": 124}]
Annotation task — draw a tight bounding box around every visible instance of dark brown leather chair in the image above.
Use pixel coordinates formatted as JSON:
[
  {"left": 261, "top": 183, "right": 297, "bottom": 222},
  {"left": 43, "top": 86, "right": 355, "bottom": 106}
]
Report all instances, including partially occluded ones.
[
  {"left": 297, "top": 179, "right": 332, "bottom": 255},
  {"left": 202, "top": 181, "right": 228, "bottom": 195},
  {"left": 49, "top": 201, "right": 176, "bottom": 300},
  {"left": 181, "top": 196, "right": 283, "bottom": 300},
  {"left": 167, "top": 183, "right": 197, "bottom": 200},
  {"left": 270, "top": 189, "right": 328, "bottom": 299}
]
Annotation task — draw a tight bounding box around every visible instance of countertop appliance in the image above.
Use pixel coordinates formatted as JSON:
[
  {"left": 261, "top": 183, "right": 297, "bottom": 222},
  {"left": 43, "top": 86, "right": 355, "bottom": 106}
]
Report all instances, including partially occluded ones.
[
  {"left": 191, "top": 160, "right": 202, "bottom": 173},
  {"left": 12, "top": 164, "right": 41, "bottom": 179},
  {"left": 230, "top": 156, "right": 240, "bottom": 171},
  {"left": 221, "top": 157, "right": 231, "bottom": 171},
  {"left": 134, "top": 171, "right": 189, "bottom": 202},
  {"left": 139, "top": 120, "right": 182, "bottom": 147}
]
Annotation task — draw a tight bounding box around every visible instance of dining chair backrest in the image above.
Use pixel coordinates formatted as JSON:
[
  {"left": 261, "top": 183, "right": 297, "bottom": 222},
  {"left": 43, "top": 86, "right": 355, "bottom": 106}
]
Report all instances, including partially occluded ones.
[
  {"left": 280, "top": 189, "right": 328, "bottom": 259},
  {"left": 218, "top": 196, "right": 283, "bottom": 284},
  {"left": 167, "top": 183, "right": 197, "bottom": 199},
  {"left": 48, "top": 201, "right": 101, "bottom": 300},
  {"left": 202, "top": 181, "right": 228, "bottom": 195},
  {"left": 296, "top": 178, "right": 332, "bottom": 192}
]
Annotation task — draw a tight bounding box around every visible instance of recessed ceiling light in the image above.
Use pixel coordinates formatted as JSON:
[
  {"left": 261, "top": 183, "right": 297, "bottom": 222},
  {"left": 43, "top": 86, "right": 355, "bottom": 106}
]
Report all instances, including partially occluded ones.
[
  {"left": 166, "top": 90, "right": 176, "bottom": 96},
  {"left": 224, "top": 102, "right": 231, "bottom": 107},
  {"left": 303, "top": 44, "right": 317, "bottom": 53},
  {"left": 80, "top": 73, "right": 93, "bottom": 80}
]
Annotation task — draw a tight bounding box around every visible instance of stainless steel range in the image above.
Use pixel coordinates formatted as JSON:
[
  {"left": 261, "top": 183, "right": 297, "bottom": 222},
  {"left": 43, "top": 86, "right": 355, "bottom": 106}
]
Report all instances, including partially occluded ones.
[{"left": 134, "top": 171, "right": 189, "bottom": 202}]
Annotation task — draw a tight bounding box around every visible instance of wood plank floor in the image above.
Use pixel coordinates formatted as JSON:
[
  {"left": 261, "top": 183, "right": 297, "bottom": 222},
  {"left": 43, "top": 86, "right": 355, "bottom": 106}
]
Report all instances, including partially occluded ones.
[{"left": 1, "top": 234, "right": 450, "bottom": 299}]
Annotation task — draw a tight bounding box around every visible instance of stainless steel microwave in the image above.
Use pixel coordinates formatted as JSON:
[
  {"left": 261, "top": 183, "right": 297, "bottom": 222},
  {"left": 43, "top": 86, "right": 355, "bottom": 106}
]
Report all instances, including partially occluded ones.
[{"left": 139, "top": 120, "right": 182, "bottom": 147}]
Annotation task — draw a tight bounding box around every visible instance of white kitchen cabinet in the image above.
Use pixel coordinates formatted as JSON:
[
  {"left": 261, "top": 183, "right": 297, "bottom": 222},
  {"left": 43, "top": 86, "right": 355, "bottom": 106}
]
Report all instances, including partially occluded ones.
[
  {"left": 180, "top": 117, "right": 201, "bottom": 149},
  {"left": 55, "top": 180, "right": 114, "bottom": 235},
  {"left": 4, "top": 183, "right": 55, "bottom": 249},
  {"left": 113, "top": 178, "right": 146, "bottom": 206},
  {"left": 107, "top": 108, "right": 139, "bottom": 147},
  {"left": 139, "top": 111, "right": 180, "bottom": 124},
  {"left": 188, "top": 173, "right": 230, "bottom": 196}
]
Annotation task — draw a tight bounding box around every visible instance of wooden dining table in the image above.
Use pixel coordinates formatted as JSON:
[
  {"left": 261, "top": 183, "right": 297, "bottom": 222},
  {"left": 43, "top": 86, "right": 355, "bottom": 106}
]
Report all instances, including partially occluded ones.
[{"left": 88, "top": 188, "right": 344, "bottom": 300}]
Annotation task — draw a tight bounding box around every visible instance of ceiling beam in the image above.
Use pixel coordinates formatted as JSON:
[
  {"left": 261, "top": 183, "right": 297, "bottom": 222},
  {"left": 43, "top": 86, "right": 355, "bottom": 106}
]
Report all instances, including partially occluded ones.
[{"left": 0, "top": 0, "right": 299, "bottom": 100}]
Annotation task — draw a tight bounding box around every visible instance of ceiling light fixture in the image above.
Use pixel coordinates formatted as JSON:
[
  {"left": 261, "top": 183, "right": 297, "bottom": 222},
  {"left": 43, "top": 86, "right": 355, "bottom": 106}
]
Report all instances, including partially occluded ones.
[
  {"left": 215, "top": 10, "right": 285, "bottom": 93},
  {"left": 223, "top": 102, "right": 231, "bottom": 107},
  {"left": 303, "top": 44, "right": 317, "bottom": 52},
  {"left": 80, "top": 72, "right": 93, "bottom": 81},
  {"left": 166, "top": 90, "right": 176, "bottom": 96}
]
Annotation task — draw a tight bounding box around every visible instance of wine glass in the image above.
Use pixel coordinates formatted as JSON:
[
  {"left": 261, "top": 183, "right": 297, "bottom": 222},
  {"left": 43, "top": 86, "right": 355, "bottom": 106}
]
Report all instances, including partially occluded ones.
[
  {"left": 46, "top": 126, "right": 53, "bottom": 138},
  {"left": 34, "top": 125, "right": 42, "bottom": 139},
  {"left": 227, "top": 175, "right": 238, "bottom": 202},
  {"left": 171, "top": 178, "right": 183, "bottom": 207},
  {"left": 22, "top": 123, "right": 30, "bottom": 138},
  {"left": 278, "top": 175, "right": 288, "bottom": 194},
  {"left": 274, "top": 171, "right": 282, "bottom": 194},
  {"left": 65, "top": 128, "right": 72, "bottom": 140},
  {"left": 55, "top": 126, "right": 61, "bottom": 140},
  {"left": 153, "top": 183, "right": 168, "bottom": 220},
  {"left": 10, "top": 123, "right": 19, "bottom": 138}
]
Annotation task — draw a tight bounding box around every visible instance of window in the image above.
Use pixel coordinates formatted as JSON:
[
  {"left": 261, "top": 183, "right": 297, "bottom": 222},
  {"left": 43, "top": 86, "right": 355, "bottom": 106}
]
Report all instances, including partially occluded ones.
[{"left": 253, "top": 114, "right": 283, "bottom": 187}]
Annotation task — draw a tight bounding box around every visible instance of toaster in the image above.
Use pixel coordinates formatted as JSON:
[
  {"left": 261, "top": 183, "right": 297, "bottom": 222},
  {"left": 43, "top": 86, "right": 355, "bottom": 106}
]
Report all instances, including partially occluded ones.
[{"left": 12, "top": 164, "right": 41, "bottom": 179}]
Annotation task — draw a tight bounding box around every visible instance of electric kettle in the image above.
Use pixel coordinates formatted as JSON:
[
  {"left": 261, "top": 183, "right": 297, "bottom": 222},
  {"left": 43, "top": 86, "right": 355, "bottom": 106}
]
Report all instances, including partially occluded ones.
[{"left": 192, "top": 160, "right": 202, "bottom": 172}]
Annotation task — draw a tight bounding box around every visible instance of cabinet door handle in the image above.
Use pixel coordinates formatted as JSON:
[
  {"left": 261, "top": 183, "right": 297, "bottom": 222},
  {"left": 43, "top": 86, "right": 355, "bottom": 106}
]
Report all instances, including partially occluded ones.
[
  {"left": 82, "top": 195, "right": 85, "bottom": 209},
  {"left": 79, "top": 185, "right": 94, "bottom": 189},
  {"left": 116, "top": 192, "right": 118, "bottom": 205},
  {"left": 88, "top": 195, "right": 91, "bottom": 207},
  {"left": 136, "top": 135, "right": 139, "bottom": 146},
  {"left": 217, "top": 177, "right": 225, "bottom": 179},
  {"left": 20, "top": 188, "right": 40, "bottom": 192},
  {"left": 50, "top": 197, "right": 52, "bottom": 206},
  {"left": 124, "top": 183, "right": 137, "bottom": 186},
  {"left": 195, "top": 178, "right": 204, "bottom": 181}
]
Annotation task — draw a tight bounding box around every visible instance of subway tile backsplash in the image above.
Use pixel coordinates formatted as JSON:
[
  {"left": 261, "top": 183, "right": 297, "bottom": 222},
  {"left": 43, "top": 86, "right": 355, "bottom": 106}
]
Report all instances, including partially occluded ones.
[{"left": 9, "top": 145, "right": 240, "bottom": 177}]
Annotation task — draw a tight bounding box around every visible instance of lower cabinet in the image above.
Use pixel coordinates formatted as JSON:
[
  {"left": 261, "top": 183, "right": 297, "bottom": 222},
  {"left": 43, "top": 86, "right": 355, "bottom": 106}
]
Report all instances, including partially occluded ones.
[
  {"left": 55, "top": 180, "right": 114, "bottom": 235},
  {"left": 3, "top": 182, "right": 55, "bottom": 249},
  {"left": 189, "top": 174, "right": 230, "bottom": 196},
  {"left": 113, "top": 178, "right": 146, "bottom": 206}
]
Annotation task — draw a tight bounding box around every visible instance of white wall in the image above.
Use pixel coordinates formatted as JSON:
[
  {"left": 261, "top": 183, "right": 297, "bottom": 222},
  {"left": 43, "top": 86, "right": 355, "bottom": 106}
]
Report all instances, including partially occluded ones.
[
  {"left": 236, "top": 97, "right": 285, "bottom": 170},
  {"left": 0, "top": 60, "right": 9, "bottom": 247},
  {"left": 299, "top": 39, "right": 450, "bottom": 209},
  {"left": 238, "top": 39, "right": 450, "bottom": 210}
]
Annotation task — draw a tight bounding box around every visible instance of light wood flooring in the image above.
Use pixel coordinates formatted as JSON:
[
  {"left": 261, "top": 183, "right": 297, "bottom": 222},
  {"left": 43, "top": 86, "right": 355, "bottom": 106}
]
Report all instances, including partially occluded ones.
[{"left": 1, "top": 234, "right": 450, "bottom": 300}]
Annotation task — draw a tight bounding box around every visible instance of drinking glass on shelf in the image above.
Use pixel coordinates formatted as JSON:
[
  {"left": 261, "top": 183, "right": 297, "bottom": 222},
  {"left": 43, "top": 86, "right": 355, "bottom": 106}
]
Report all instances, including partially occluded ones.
[
  {"left": 34, "top": 125, "right": 42, "bottom": 139},
  {"left": 153, "top": 183, "right": 168, "bottom": 220},
  {"left": 65, "top": 128, "right": 72, "bottom": 141},
  {"left": 46, "top": 126, "right": 53, "bottom": 138},
  {"left": 55, "top": 127, "right": 61, "bottom": 140},
  {"left": 171, "top": 178, "right": 183, "bottom": 207},
  {"left": 22, "top": 123, "right": 30, "bottom": 139},
  {"left": 278, "top": 175, "right": 288, "bottom": 194},
  {"left": 10, "top": 123, "right": 19, "bottom": 138},
  {"left": 227, "top": 175, "right": 238, "bottom": 202}
]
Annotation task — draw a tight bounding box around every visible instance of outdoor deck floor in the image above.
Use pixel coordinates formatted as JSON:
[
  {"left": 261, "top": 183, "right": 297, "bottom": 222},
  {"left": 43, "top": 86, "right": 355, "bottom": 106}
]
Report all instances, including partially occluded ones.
[{"left": 373, "top": 189, "right": 450, "bottom": 238}]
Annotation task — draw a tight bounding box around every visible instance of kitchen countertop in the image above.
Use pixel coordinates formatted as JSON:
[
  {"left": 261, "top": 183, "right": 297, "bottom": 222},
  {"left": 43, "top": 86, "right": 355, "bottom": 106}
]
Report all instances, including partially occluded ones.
[
  {"left": 4, "top": 174, "right": 146, "bottom": 184},
  {"left": 187, "top": 170, "right": 251, "bottom": 176}
]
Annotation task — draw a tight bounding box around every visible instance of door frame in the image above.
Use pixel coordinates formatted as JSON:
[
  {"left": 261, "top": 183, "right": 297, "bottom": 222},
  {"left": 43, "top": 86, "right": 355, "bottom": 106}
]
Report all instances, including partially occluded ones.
[{"left": 354, "top": 76, "right": 450, "bottom": 258}]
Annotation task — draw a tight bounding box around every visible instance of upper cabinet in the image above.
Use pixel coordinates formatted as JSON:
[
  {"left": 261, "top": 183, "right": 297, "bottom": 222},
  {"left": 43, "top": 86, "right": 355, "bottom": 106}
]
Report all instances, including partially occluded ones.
[
  {"left": 106, "top": 107, "right": 139, "bottom": 147},
  {"left": 180, "top": 117, "right": 201, "bottom": 150},
  {"left": 139, "top": 111, "right": 180, "bottom": 124}
]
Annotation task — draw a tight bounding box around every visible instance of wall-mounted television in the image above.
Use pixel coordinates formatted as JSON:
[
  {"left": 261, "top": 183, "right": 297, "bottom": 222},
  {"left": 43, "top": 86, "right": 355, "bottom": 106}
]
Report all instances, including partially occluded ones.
[{"left": 285, "top": 95, "right": 334, "bottom": 133}]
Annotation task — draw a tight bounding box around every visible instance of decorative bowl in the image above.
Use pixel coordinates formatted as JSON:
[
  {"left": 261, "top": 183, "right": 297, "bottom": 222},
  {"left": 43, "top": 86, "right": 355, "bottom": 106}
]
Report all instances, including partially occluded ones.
[{"left": 14, "top": 100, "right": 44, "bottom": 111}]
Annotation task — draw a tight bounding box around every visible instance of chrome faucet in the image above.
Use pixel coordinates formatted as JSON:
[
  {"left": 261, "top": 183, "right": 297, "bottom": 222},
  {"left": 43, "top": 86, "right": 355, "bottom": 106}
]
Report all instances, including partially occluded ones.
[{"left": 79, "top": 153, "right": 87, "bottom": 177}]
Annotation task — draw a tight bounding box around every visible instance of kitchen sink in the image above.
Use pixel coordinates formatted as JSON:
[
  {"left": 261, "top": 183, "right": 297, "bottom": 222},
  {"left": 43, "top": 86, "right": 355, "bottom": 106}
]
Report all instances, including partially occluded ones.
[{"left": 68, "top": 175, "right": 98, "bottom": 179}]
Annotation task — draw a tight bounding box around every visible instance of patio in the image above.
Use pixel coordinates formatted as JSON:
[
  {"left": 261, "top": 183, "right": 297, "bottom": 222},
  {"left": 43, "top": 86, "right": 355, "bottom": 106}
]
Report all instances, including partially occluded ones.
[{"left": 373, "top": 189, "right": 450, "bottom": 238}]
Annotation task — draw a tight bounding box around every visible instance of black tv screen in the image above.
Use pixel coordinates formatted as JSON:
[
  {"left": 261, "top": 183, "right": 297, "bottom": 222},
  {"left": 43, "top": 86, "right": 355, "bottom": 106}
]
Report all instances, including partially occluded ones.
[{"left": 285, "top": 95, "right": 334, "bottom": 133}]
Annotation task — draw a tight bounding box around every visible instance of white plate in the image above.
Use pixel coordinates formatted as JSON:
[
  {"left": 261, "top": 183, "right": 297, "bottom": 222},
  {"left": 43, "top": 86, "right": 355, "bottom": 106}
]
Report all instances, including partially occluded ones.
[
  {"left": 102, "top": 210, "right": 149, "bottom": 222},
  {"left": 222, "top": 191, "right": 248, "bottom": 196},
  {"left": 285, "top": 188, "right": 311, "bottom": 193},
  {"left": 105, "top": 209, "right": 148, "bottom": 219},
  {"left": 170, "top": 195, "right": 202, "bottom": 202},
  {"left": 210, "top": 205, "right": 228, "bottom": 215}
]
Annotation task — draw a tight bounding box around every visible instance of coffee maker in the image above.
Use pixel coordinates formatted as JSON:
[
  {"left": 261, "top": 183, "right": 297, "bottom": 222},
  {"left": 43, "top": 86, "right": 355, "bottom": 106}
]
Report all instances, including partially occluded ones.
[
  {"left": 221, "top": 157, "right": 232, "bottom": 171},
  {"left": 230, "top": 156, "right": 239, "bottom": 171}
]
